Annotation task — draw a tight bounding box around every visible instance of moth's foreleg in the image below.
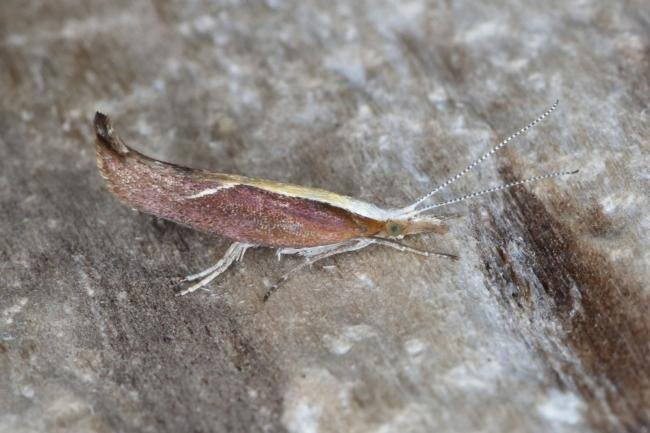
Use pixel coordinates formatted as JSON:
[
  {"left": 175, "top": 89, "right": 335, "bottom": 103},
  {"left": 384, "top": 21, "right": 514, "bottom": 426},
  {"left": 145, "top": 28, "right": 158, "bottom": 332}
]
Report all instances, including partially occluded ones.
[
  {"left": 264, "top": 239, "right": 373, "bottom": 302},
  {"left": 370, "top": 237, "right": 458, "bottom": 260},
  {"left": 178, "top": 242, "right": 253, "bottom": 296}
]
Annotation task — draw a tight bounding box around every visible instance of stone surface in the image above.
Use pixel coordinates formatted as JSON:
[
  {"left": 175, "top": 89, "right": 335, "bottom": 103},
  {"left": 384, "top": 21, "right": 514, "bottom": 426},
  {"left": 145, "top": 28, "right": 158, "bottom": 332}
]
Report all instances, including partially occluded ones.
[{"left": 1, "top": 1, "right": 649, "bottom": 432}]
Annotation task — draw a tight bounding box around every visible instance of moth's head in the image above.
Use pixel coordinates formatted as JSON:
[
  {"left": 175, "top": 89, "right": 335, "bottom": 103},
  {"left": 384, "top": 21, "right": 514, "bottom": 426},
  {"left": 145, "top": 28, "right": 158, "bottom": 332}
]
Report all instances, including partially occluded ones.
[{"left": 378, "top": 214, "right": 449, "bottom": 239}]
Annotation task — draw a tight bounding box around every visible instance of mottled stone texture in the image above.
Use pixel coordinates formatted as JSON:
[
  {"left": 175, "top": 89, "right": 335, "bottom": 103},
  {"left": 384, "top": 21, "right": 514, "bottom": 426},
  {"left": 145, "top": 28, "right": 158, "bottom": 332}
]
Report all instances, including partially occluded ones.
[{"left": 1, "top": 1, "right": 648, "bottom": 432}]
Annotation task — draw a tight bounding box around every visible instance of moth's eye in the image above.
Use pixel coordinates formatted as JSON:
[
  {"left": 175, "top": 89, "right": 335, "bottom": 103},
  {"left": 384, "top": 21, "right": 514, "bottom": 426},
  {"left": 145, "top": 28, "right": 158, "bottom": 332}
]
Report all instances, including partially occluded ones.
[{"left": 387, "top": 223, "right": 401, "bottom": 237}]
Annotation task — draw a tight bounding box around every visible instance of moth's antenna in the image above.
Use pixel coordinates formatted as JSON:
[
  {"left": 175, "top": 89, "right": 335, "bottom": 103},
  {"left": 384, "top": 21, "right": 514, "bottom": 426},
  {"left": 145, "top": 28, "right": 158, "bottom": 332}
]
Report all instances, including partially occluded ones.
[
  {"left": 403, "top": 100, "right": 560, "bottom": 213},
  {"left": 406, "top": 169, "right": 578, "bottom": 216}
]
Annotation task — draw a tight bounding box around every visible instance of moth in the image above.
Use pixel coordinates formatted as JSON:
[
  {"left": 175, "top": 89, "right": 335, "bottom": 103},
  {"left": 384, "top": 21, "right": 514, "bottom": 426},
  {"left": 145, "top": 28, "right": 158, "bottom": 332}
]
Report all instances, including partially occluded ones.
[{"left": 93, "top": 101, "right": 575, "bottom": 300}]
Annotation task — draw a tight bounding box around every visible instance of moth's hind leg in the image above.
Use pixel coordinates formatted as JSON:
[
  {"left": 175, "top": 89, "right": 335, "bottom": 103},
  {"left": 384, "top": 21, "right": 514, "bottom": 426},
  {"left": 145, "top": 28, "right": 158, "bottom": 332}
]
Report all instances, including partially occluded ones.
[
  {"left": 264, "top": 239, "right": 373, "bottom": 302},
  {"left": 178, "top": 242, "right": 252, "bottom": 296}
]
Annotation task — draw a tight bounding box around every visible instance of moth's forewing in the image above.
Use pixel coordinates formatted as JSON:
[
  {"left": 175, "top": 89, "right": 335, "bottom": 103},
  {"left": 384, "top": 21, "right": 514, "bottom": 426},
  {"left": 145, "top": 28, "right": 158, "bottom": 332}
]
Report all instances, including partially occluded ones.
[{"left": 95, "top": 127, "right": 384, "bottom": 247}]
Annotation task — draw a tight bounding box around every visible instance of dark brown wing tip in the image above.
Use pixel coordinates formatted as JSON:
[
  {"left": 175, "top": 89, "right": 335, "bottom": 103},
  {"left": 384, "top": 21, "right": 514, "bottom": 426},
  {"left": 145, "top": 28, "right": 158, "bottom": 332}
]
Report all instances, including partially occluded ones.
[{"left": 94, "top": 111, "right": 129, "bottom": 156}]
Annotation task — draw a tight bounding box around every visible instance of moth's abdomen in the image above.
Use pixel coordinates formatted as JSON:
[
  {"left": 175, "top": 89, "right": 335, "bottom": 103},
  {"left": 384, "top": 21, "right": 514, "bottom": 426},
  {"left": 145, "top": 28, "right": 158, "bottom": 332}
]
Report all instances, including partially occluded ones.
[{"left": 94, "top": 113, "right": 382, "bottom": 247}]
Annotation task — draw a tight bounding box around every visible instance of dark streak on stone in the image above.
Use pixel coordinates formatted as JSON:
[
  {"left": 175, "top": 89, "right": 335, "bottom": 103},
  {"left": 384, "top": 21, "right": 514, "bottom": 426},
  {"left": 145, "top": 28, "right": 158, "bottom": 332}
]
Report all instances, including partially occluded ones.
[{"left": 474, "top": 165, "right": 650, "bottom": 432}]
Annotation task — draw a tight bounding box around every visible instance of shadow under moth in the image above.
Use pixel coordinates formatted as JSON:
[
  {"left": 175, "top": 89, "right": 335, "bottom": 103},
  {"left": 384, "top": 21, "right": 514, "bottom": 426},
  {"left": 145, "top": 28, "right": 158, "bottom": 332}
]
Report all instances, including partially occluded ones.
[{"left": 93, "top": 101, "right": 575, "bottom": 301}]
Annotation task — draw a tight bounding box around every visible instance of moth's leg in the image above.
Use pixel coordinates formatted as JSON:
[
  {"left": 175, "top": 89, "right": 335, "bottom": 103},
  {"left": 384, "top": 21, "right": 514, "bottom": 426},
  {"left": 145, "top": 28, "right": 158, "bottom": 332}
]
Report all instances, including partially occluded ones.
[
  {"left": 276, "top": 243, "right": 342, "bottom": 261},
  {"left": 183, "top": 260, "right": 227, "bottom": 282},
  {"left": 265, "top": 237, "right": 457, "bottom": 301},
  {"left": 369, "top": 237, "right": 458, "bottom": 260},
  {"left": 183, "top": 242, "right": 252, "bottom": 282},
  {"left": 178, "top": 242, "right": 252, "bottom": 296},
  {"left": 264, "top": 239, "right": 373, "bottom": 302}
]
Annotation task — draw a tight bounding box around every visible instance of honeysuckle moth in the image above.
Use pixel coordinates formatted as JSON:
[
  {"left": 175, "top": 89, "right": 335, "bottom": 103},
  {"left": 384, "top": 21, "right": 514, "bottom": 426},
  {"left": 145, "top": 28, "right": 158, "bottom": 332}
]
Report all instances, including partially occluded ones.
[{"left": 93, "top": 101, "right": 575, "bottom": 300}]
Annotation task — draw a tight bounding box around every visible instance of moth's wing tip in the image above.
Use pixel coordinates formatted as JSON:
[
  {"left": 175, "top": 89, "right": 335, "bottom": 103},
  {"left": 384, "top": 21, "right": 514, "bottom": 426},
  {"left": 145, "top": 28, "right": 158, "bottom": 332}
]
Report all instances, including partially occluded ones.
[
  {"left": 93, "top": 111, "right": 129, "bottom": 155},
  {"left": 93, "top": 112, "right": 111, "bottom": 140}
]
